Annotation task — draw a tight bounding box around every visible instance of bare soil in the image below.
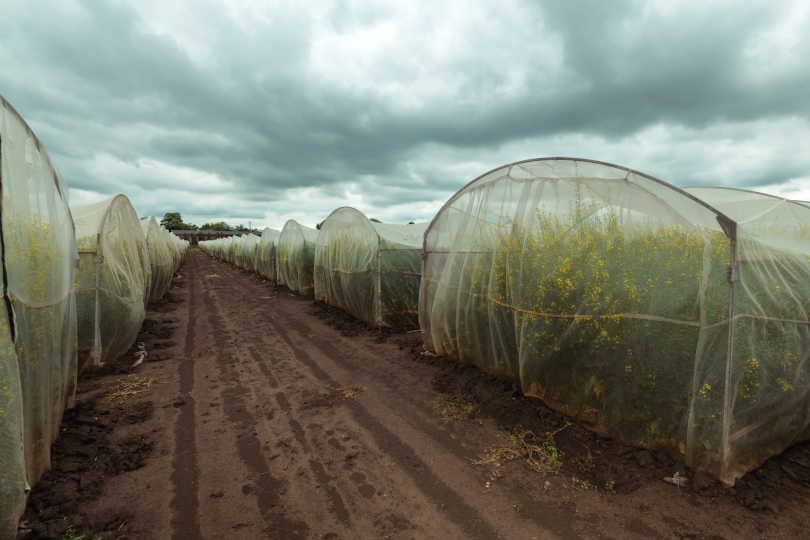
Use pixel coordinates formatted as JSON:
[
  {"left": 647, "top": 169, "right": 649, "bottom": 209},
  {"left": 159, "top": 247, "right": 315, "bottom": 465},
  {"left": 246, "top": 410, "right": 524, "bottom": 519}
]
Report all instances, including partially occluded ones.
[{"left": 19, "top": 249, "right": 810, "bottom": 539}]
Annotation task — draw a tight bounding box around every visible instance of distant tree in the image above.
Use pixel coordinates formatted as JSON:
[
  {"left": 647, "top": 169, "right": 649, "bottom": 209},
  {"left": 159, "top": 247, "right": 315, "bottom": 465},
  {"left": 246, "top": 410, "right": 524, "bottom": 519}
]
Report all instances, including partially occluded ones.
[
  {"left": 369, "top": 218, "right": 381, "bottom": 223},
  {"left": 161, "top": 212, "right": 197, "bottom": 230},
  {"left": 200, "top": 221, "right": 233, "bottom": 231}
]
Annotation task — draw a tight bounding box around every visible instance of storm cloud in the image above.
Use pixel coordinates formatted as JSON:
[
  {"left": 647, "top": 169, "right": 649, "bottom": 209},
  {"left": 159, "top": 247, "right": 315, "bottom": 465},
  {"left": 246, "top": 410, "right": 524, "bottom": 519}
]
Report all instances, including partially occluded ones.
[{"left": 2, "top": 0, "right": 809, "bottom": 227}]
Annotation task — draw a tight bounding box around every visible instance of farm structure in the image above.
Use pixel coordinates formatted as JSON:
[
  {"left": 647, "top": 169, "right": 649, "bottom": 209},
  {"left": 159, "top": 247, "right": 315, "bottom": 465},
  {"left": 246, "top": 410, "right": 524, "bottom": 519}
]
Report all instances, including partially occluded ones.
[
  {"left": 278, "top": 219, "right": 318, "bottom": 295},
  {"left": 0, "top": 96, "right": 79, "bottom": 538},
  {"left": 73, "top": 195, "right": 150, "bottom": 369},
  {"left": 419, "top": 157, "right": 810, "bottom": 484},
  {"left": 315, "top": 207, "right": 426, "bottom": 328}
]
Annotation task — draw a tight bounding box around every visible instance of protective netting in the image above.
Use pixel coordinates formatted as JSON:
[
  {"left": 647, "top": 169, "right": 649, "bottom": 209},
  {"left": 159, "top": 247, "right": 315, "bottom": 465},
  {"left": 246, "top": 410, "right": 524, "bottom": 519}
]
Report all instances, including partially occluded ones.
[
  {"left": 199, "top": 236, "right": 231, "bottom": 263},
  {"left": 199, "top": 237, "right": 220, "bottom": 259},
  {"left": 257, "top": 228, "right": 280, "bottom": 282},
  {"left": 0, "top": 97, "right": 78, "bottom": 537},
  {"left": 165, "top": 226, "right": 189, "bottom": 274},
  {"left": 278, "top": 220, "right": 318, "bottom": 295},
  {"left": 420, "top": 157, "right": 810, "bottom": 484},
  {"left": 682, "top": 187, "right": 810, "bottom": 480},
  {"left": 224, "top": 236, "right": 237, "bottom": 264},
  {"left": 200, "top": 234, "right": 260, "bottom": 274},
  {"left": 140, "top": 217, "right": 175, "bottom": 303},
  {"left": 236, "top": 234, "right": 260, "bottom": 272},
  {"left": 73, "top": 195, "right": 149, "bottom": 369},
  {"left": 314, "top": 207, "right": 427, "bottom": 327}
]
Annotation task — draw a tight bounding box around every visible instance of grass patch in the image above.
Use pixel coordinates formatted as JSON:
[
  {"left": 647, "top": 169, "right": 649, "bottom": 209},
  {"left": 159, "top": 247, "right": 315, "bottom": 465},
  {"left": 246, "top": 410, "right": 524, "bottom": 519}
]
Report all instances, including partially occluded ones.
[
  {"left": 473, "top": 424, "right": 569, "bottom": 474},
  {"left": 339, "top": 385, "right": 364, "bottom": 399},
  {"left": 573, "top": 477, "right": 598, "bottom": 491},
  {"left": 62, "top": 524, "right": 101, "bottom": 540},
  {"left": 433, "top": 394, "right": 479, "bottom": 421},
  {"left": 109, "top": 376, "right": 153, "bottom": 400}
]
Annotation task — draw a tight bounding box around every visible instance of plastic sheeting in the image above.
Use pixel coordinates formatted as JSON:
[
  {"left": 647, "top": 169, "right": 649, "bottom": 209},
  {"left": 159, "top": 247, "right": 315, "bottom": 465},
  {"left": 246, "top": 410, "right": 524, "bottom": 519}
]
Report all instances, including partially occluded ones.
[
  {"left": 278, "top": 220, "right": 318, "bottom": 295},
  {"left": 141, "top": 217, "right": 175, "bottom": 303},
  {"left": 315, "top": 207, "right": 427, "bottom": 327},
  {"left": 0, "top": 96, "right": 78, "bottom": 537},
  {"left": 257, "top": 228, "right": 280, "bottom": 282},
  {"left": 420, "top": 157, "right": 810, "bottom": 484},
  {"left": 73, "top": 195, "right": 149, "bottom": 369}
]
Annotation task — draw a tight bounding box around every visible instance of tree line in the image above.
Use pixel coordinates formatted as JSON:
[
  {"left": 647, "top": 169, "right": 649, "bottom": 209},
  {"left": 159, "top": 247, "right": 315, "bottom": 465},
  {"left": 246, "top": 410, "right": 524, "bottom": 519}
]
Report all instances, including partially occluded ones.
[{"left": 159, "top": 212, "right": 257, "bottom": 233}]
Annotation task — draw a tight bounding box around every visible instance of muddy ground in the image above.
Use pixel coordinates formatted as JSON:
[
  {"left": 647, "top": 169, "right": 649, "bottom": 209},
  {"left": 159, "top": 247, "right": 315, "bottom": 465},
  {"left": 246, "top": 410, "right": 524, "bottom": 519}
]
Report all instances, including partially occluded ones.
[{"left": 19, "top": 249, "right": 810, "bottom": 539}]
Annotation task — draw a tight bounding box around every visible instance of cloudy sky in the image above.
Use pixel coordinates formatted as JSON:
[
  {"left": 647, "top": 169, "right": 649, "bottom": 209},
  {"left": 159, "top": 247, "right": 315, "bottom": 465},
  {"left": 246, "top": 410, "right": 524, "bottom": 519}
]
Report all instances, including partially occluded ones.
[{"left": 2, "top": 0, "right": 809, "bottom": 228}]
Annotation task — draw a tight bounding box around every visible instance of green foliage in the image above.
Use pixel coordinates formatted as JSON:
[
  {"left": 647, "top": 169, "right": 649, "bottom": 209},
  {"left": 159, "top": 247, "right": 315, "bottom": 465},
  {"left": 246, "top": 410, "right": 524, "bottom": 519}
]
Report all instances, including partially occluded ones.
[
  {"left": 495, "top": 212, "right": 731, "bottom": 451},
  {"left": 4, "top": 212, "right": 76, "bottom": 485},
  {"left": 430, "top": 210, "right": 732, "bottom": 460},
  {"left": 379, "top": 246, "right": 422, "bottom": 328},
  {"left": 160, "top": 212, "right": 196, "bottom": 230},
  {"left": 200, "top": 221, "right": 233, "bottom": 231},
  {"left": 62, "top": 524, "right": 101, "bottom": 540},
  {"left": 436, "top": 206, "right": 810, "bottom": 473},
  {"left": 473, "top": 426, "right": 567, "bottom": 474},
  {"left": 573, "top": 477, "right": 598, "bottom": 491},
  {"left": 433, "top": 394, "right": 479, "bottom": 420}
]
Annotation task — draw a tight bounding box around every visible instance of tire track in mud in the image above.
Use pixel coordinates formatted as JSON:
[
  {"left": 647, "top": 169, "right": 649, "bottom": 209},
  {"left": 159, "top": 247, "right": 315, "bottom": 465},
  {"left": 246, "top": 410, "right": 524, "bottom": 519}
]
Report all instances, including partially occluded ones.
[
  {"left": 271, "top": 391, "right": 310, "bottom": 451},
  {"left": 207, "top": 259, "right": 494, "bottom": 539},
  {"left": 212, "top": 268, "right": 499, "bottom": 538},
  {"left": 253, "top": 279, "right": 576, "bottom": 539},
  {"left": 200, "top": 255, "right": 560, "bottom": 539},
  {"left": 275, "top": 301, "right": 578, "bottom": 539},
  {"left": 246, "top": 325, "right": 466, "bottom": 538},
  {"left": 247, "top": 345, "right": 280, "bottom": 389},
  {"left": 309, "top": 459, "right": 352, "bottom": 523},
  {"left": 266, "top": 303, "right": 463, "bottom": 446},
  {"left": 262, "top": 311, "right": 503, "bottom": 540},
  {"left": 200, "top": 278, "right": 310, "bottom": 540},
  {"left": 206, "top": 274, "right": 361, "bottom": 537},
  {"left": 171, "top": 252, "right": 202, "bottom": 540},
  {"left": 247, "top": 331, "right": 394, "bottom": 522}
]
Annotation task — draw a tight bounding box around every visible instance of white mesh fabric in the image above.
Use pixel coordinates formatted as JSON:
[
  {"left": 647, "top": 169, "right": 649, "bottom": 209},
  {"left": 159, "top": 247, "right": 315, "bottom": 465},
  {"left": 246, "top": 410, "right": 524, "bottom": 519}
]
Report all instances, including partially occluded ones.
[
  {"left": 314, "top": 207, "right": 427, "bottom": 327},
  {"left": 685, "top": 187, "right": 810, "bottom": 481},
  {"left": 73, "top": 195, "right": 148, "bottom": 369},
  {"left": 278, "top": 220, "right": 318, "bottom": 295},
  {"left": 235, "top": 234, "right": 261, "bottom": 272},
  {"left": 420, "top": 158, "right": 757, "bottom": 482},
  {"left": 141, "top": 217, "right": 174, "bottom": 303},
  {"left": 257, "top": 228, "right": 281, "bottom": 282},
  {"left": 0, "top": 96, "right": 78, "bottom": 536}
]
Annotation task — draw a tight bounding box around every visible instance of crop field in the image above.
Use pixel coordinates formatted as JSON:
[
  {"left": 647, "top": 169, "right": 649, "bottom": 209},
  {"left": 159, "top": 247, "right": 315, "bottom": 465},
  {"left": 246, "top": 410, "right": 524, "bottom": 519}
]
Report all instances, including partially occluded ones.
[
  {"left": 19, "top": 249, "right": 810, "bottom": 540},
  {"left": 5, "top": 93, "right": 809, "bottom": 540}
]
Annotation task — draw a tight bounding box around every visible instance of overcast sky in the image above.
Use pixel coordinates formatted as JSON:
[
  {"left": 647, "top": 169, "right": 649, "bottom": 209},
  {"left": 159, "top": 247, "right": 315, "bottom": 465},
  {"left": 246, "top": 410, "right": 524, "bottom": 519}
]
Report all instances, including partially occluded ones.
[{"left": 2, "top": 0, "right": 809, "bottom": 228}]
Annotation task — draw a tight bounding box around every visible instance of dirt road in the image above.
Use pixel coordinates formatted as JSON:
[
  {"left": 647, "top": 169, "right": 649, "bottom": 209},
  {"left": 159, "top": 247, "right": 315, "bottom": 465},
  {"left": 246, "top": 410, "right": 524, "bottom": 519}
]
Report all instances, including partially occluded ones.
[{"left": 22, "top": 250, "right": 810, "bottom": 539}]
